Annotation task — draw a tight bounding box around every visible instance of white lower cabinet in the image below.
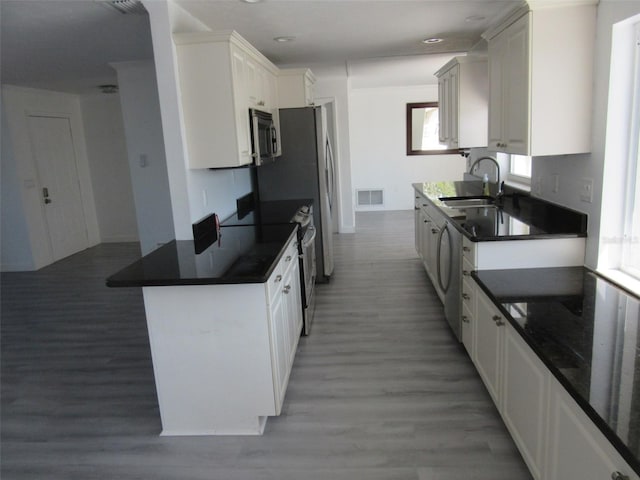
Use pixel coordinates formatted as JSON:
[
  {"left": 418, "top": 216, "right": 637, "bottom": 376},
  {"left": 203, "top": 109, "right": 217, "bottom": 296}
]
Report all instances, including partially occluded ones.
[
  {"left": 473, "top": 282, "right": 639, "bottom": 480},
  {"left": 545, "top": 379, "right": 639, "bottom": 480},
  {"left": 502, "top": 322, "right": 548, "bottom": 480},
  {"left": 474, "top": 289, "right": 503, "bottom": 406},
  {"left": 141, "top": 234, "right": 302, "bottom": 436},
  {"left": 267, "top": 238, "right": 302, "bottom": 414}
]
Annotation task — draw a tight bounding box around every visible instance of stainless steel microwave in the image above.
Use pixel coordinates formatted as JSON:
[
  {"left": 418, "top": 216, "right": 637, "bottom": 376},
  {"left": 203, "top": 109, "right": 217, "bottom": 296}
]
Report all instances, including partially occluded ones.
[{"left": 249, "top": 108, "right": 280, "bottom": 166}]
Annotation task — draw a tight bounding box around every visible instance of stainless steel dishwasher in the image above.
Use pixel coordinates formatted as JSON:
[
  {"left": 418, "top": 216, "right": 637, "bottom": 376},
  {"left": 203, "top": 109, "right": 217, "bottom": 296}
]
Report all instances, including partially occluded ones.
[{"left": 437, "top": 220, "right": 462, "bottom": 341}]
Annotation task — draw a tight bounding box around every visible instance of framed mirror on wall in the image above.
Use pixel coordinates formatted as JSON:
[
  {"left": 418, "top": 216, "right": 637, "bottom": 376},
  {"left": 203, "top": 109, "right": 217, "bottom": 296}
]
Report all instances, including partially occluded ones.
[{"left": 406, "top": 102, "right": 460, "bottom": 156}]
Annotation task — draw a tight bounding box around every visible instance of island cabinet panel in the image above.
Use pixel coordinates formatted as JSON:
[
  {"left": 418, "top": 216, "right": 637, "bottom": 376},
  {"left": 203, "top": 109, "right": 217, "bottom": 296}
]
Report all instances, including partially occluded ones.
[
  {"left": 141, "top": 234, "right": 302, "bottom": 436},
  {"left": 484, "top": 4, "right": 596, "bottom": 156},
  {"left": 545, "top": 378, "right": 640, "bottom": 480}
]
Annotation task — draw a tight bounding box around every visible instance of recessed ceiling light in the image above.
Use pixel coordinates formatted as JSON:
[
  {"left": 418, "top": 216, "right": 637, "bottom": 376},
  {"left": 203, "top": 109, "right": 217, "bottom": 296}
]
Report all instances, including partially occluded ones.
[
  {"left": 421, "top": 37, "right": 443, "bottom": 44},
  {"left": 98, "top": 84, "right": 119, "bottom": 94},
  {"left": 274, "top": 36, "right": 296, "bottom": 43},
  {"left": 241, "top": 0, "right": 262, "bottom": 3},
  {"left": 465, "top": 15, "right": 486, "bottom": 22}
]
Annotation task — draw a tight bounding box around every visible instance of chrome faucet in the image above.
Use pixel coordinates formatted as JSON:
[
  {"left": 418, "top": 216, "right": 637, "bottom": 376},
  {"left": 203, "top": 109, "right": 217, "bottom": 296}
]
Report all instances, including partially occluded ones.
[{"left": 469, "top": 156, "right": 503, "bottom": 198}]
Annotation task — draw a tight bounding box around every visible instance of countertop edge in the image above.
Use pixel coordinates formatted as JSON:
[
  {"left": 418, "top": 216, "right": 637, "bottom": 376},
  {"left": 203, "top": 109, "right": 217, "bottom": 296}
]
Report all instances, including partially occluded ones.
[
  {"left": 413, "top": 182, "right": 587, "bottom": 242},
  {"left": 106, "top": 226, "right": 298, "bottom": 288},
  {"left": 471, "top": 269, "right": 640, "bottom": 477}
]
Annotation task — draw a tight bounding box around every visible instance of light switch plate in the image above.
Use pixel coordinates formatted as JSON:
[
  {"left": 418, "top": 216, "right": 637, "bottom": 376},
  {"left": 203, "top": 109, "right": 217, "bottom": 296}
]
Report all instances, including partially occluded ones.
[{"left": 579, "top": 178, "right": 593, "bottom": 203}]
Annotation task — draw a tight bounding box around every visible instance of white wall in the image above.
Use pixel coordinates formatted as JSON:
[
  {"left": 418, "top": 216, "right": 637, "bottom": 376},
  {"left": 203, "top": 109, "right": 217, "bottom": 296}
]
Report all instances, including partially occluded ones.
[
  {"left": 142, "top": 1, "right": 253, "bottom": 240},
  {"left": 1, "top": 85, "right": 100, "bottom": 270},
  {"left": 348, "top": 84, "right": 466, "bottom": 211},
  {"left": 533, "top": 0, "right": 640, "bottom": 269},
  {"left": 81, "top": 94, "right": 139, "bottom": 243},
  {"left": 112, "top": 61, "right": 175, "bottom": 255},
  {"left": 1, "top": 103, "right": 34, "bottom": 271},
  {"left": 312, "top": 64, "right": 355, "bottom": 233}
]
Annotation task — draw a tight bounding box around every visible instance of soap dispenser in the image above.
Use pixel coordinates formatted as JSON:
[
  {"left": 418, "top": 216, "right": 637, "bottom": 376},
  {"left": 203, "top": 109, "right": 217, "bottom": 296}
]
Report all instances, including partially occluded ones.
[{"left": 482, "top": 173, "right": 490, "bottom": 196}]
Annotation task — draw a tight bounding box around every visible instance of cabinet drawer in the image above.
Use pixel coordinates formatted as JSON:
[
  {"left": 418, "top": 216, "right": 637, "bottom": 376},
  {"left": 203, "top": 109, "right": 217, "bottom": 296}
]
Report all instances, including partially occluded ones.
[
  {"left": 267, "top": 263, "right": 285, "bottom": 302},
  {"left": 461, "top": 277, "right": 475, "bottom": 309},
  {"left": 267, "top": 237, "right": 298, "bottom": 302},
  {"left": 462, "top": 237, "right": 476, "bottom": 266},
  {"left": 281, "top": 238, "right": 299, "bottom": 273},
  {"left": 461, "top": 302, "right": 474, "bottom": 356},
  {"left": 462, "top": 257, "right": 474, "bottom": 282}
]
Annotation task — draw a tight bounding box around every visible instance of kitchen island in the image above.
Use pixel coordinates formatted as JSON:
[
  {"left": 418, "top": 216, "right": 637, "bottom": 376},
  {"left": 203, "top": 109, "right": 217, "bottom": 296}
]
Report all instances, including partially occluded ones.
[
  {"left": 472, "top": 267, "right": 640, "bottom": 480},
  {"left": 107, "top": 223, "right": 302, "bottom": 435}
]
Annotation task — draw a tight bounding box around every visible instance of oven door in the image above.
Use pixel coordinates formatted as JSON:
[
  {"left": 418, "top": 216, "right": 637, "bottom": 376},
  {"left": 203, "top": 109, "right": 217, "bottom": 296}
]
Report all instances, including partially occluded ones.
[{"left": 300, "top": 225, "right": 317, "bottom": 334}]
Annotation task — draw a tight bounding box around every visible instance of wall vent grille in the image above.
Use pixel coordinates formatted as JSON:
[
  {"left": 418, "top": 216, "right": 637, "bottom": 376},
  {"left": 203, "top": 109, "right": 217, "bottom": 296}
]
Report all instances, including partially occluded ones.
[
  {"left": 357, "top": 189, "right": 384, "bottom": 206},
  {"left": 104, "top": 0, "right": 147, "bottom": 15}
]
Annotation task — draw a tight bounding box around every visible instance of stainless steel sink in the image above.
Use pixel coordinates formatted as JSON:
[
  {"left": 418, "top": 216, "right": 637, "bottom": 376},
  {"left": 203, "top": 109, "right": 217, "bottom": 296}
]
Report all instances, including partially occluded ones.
[{"left": 440, "top": 196, "right": 495, "bottom": 209}]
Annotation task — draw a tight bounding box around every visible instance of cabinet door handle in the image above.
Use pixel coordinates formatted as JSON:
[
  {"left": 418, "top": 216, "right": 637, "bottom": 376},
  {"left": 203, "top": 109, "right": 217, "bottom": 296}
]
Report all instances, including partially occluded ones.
[
  {"left": 286, "top": 255, "right": 292, "bottom": 262},
  {"left": 431, "top": 228, "right": 439, "bottom": 234},
  {"left": 492, "top": 315, "right": 504, "bottom": 326},
  {"left": 462, "top": 293, "right": 470, "bottom": 300},
  {"left": 462, "top": 270, "right": 471, "bottom": 276},
  {"left": 463, "top": 246, "right": 471, "bottom": 252},
  {"left": 283, "top": 285, "right": 291, "bottom": 294},
  {"left": 462, "top": 315, "right": 470, "bottom": 324},
  {"left": 274, "top": 275, "right": 282, "bottom": 283},
  {"left": 611, "top": 473, "right": 629, "bottom": 480}
]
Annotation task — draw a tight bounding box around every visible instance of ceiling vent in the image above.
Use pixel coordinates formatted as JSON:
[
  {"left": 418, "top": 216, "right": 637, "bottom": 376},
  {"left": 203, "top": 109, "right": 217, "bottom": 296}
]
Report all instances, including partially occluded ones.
[{"left": 104, "top": 0, "right": 147, "bottom": 15}]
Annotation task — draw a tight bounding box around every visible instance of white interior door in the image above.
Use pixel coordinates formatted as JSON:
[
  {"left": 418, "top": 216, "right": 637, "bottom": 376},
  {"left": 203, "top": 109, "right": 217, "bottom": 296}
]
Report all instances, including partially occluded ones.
[{"left": 28, "top": 115, "right": 88, "bottom": 262}]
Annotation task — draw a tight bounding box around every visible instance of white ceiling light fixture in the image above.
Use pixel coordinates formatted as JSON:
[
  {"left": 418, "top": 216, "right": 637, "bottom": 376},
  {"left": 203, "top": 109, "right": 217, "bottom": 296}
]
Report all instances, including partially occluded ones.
[
  {"left": 274, "top": 36, "right": 296, "bottom": 43},
  {"left": 241, "top": 0, "right": 263, "bottom": 3},
  {"left": 421, "top": 37, "right": 443, "bottom": 44},
  {"left": 99, "top": 84, "right": 119, "bottom": 94}
]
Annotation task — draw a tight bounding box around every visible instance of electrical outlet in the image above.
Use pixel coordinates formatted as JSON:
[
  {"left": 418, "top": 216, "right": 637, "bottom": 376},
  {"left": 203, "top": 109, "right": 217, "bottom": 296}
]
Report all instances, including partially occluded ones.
[
  {"left": 202, "top": 189, "right": 208, "bottom": 207},
  {"left": 579, "top": 178, "right": 593, "bottom": 203},
  {"left": 534, "top": 176, "right": 543, "bottom": 196}
]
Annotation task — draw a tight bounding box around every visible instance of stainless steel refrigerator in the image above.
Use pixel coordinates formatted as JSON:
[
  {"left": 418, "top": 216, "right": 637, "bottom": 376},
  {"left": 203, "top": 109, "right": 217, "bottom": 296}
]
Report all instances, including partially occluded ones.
[{"left": 256, "top": 106, "right": 335, "bottom": 281}]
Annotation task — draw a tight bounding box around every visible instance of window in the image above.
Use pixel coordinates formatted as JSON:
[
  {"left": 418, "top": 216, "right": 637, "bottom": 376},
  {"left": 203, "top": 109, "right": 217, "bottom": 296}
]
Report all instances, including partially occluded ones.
[
  {"left": 406, "top": 102, "right": 460, "bottom": 155},
  {"left": 509, "top": 155, "right": 532, "bottom": 182},
  {"left": 620, "top": 21, "right": 640, "bottom": 280},
  {"left": 599, "top": 15, "right": 640, "bottom": 291}
]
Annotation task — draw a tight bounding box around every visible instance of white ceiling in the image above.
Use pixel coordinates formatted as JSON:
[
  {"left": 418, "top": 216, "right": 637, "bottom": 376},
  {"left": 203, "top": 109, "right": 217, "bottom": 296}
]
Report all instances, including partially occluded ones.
[{"left": 0, "top": 0, "right": 518, "bottom": 94}]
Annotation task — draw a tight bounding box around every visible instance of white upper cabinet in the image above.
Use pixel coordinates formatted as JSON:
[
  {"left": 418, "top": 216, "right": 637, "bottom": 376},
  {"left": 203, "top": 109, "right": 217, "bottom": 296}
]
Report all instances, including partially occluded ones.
[
  {"left": 278, "top": 68, "right": 316, "bottom": 108},
  {"left": 173, "top": 31, "right": 280, "bottom": 169},
  {"left": 483, "top": 3, "right": 596, "bottom": 156},
  {"left": 435, "top": 56, "right": 488, "bottom": 149}
]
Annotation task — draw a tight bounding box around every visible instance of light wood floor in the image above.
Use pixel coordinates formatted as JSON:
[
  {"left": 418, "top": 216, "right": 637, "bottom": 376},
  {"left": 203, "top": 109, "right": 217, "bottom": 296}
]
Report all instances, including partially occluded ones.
[{"left": 1, "top": 211, "right": 531, "bottom": 479}]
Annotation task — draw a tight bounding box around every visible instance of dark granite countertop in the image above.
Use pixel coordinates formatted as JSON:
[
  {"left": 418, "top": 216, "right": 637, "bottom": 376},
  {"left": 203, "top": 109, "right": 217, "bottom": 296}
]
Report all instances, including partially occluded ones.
[
  {"left": 106, "top": 224, "right": 298, "bottom": 287},
  {"left": 473, "top": 267, "right": 640, "bottom": 476},
  {"left": 413, "top": 181, "right": 587, "bottom": 241},
  {"left": 222, "top": 198, "right": 313, "bottom": 226}
]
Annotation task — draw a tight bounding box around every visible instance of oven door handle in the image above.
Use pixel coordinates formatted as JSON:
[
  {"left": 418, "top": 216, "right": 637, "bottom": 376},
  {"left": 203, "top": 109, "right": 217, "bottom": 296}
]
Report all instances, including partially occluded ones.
[{"left": 302, "top": 225, "right": 317, "bottom": 248}]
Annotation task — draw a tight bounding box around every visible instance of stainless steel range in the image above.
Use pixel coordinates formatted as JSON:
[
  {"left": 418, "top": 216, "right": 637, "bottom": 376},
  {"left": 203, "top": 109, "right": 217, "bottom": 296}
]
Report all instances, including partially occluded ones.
[
  {"left": 222, "top": 199, "right": 317, "bottom": 335},
  {"left": 291, "top": 205, "right": 317, "bottom": 335}
]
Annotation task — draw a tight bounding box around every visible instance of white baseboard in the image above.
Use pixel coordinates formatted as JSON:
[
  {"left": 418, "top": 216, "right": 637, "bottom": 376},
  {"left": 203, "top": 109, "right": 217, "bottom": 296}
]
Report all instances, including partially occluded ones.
[
  {"left": 100, "top": 235, "right": 140, "bottom": 243},
  {"left": 1, "top": 262, "right": 36, "bottom": 272}
]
